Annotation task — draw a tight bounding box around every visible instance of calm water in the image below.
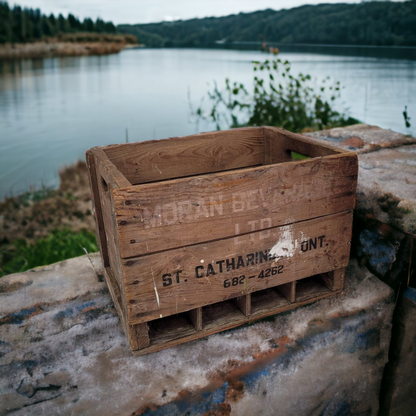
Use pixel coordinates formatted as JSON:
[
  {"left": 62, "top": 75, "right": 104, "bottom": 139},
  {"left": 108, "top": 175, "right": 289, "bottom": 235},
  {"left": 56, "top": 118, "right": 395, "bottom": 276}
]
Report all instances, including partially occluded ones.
[{"left": 1, "top": 47, "right": 415, "bottom": 200}]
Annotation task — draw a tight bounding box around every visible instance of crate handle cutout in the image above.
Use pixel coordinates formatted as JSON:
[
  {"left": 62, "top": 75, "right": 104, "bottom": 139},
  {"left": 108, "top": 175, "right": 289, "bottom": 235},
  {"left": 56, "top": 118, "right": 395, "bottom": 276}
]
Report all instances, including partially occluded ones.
[
  {"left": 287, "top": 150, "right": 311, "bottom": 161},
  {"left": 101, "top": 176, "right": 109, "bottom": 192}
]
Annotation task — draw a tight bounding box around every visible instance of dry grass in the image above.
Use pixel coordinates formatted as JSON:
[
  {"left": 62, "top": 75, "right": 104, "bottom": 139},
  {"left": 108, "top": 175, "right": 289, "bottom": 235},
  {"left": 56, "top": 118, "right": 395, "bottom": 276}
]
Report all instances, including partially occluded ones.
[
  {"left": 57, "top": 33, "right": 137, "bottom": 44},
  {"left": 0, "top": 33, "right": 138, "bottom": 59},
  {"left": 0, "top": 161, "right": 95, "bottom": 244}
]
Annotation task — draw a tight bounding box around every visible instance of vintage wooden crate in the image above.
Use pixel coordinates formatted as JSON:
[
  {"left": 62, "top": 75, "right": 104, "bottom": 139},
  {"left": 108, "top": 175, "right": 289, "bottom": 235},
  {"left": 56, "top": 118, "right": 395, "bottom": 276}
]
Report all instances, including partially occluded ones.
[{"left": 86, "top": 126, "right": 358, "bottom": 355}]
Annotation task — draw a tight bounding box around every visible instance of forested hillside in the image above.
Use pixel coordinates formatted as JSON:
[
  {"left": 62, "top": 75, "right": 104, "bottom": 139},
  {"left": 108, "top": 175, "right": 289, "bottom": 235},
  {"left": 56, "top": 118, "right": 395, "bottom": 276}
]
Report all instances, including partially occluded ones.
[
  {"left": 0, "top": 1, "right": 116, "bottom": 43},
  {"left": 119, "top": 1, "right": 416, "bottom": 47}
]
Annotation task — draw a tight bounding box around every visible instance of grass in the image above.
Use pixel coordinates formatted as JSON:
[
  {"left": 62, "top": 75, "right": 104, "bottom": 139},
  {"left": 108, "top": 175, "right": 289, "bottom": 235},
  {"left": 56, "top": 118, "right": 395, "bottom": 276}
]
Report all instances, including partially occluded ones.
[
  {"left": 0, "top": 161, "right": 98, "bottom": 277},
  {"left": 55, "top": 32, "right": 137, "bottom": 44},
  {"left": 0, "top": 228, "right": 98, "bottom": 277}
]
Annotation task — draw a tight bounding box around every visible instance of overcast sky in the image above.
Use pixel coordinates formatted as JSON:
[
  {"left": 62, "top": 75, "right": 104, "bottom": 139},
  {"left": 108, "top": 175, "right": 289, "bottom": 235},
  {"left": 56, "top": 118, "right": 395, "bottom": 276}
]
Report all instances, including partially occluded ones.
[{"left": 7, "top": 0, "right": 374, "bottom": 25}]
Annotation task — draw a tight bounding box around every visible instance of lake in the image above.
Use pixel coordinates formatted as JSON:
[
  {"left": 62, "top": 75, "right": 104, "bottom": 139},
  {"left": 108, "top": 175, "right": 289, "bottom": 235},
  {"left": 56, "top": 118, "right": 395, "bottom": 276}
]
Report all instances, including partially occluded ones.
[{"left": 1, "top": 46, "right": 415, "bottom": 200}]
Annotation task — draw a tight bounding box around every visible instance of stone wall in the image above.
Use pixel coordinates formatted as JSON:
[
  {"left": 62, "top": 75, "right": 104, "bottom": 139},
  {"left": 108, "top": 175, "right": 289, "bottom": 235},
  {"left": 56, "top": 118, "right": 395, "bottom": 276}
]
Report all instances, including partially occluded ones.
[
  {"left": 306, "top": 125, "right": 416, "bottom": 291},
  {"left": 0, "top": 255, "right": 394, "bottom": 416},
  {"left": 307, "top": 124, "right": 416, "bottom": 415}
]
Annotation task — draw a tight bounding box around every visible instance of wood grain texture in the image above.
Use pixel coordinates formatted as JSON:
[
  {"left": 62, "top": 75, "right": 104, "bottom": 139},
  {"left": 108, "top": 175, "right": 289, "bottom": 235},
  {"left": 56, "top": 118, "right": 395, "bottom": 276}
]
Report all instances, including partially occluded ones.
[
  {"left": 234, "top": 294, "right": 251, "bottom": 316},
  {"left": 188, "top": 308, "right": 203, "bottom": 331},
  {"left": 123, "top": 211, "right": 353, "bottom": 325},
  {"left": 319, "top": 267, "right": 346, "bottom": 291},
  {"left": 114, "top": 153, "right": 357, "bottom": 258},
  {"left": 92, "top": 148, "right": 131, "bottom": 188},
  {"left": 133, "top": 323, "right": 151, "bottom": 349},
  {"left": 264, "top": 127, "right": 344, "bottom": 164},
  {"left": 104, "top": 267, "right": 125, "bottom": 327},
  {"left": 277, "top": 281, "right": 296, "bottom": 303},
  {"left": 89, "top": 152, "right": 131, "bottom": 322},
  {"left": 86, "top": 151, "right": 110, "bottom": 269},
  {"left": 102, "top": 127, "right": 264, "bottom": 185},
  {"left": 86, "top": 149, "right": 132, "bottom": 324}
]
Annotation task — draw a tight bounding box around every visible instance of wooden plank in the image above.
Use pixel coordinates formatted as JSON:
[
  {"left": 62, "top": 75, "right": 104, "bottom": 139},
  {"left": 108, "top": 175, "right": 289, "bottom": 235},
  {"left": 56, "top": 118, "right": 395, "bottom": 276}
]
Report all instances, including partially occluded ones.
[
  {"left": 123, "top": 211, "right": 353, "bottom": 325},
  {"left": 277, "top": 281, "right": 296, "bottom": 303},
  {"left": 103, "top": 267, "right": 146, "bottom": 350},
  {"left": 133, "top": 323, "right": 150, "bottom": 350},
  {"left": 114, "top": 153, "right": 358, "bottom": 258},
  {"left": 102, "top": 127, "right": 265, "bottom": 185},
  {"left": 188, "top": 308, "right": 203, "bottom": 331},
  {"left": 104, "top": 267, "right": 125, "bottom": 325},
  {"left": 86, "top": 151, "right": 110, "bottom": 269},
  {"left": 319, "top": 267, "right": 346, "bottom": 291},
  {"left": 98, "top": 165, "right": 124, "bottom": 287},
  {"left": 89, "top": 152, "right": 129, "bottom": 321},
  {"left": 135, "top": 283, "right": 340, "bottom": 355},
  {"left": 234, "top": 294, "right": 251, "bottom": 316},
  {"left": 264, "top": 126, "right": 345, "bottom": 164},
  {"left": 92, "top": 148, "right": 131, "bottom": 189}
]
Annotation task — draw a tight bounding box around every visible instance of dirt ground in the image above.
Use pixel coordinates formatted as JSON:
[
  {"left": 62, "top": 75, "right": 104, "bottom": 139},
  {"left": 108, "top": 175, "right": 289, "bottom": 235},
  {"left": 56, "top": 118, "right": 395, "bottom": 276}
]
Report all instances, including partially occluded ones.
[{"left": 0, "top": 161, "right": 96, "bottom": 244}]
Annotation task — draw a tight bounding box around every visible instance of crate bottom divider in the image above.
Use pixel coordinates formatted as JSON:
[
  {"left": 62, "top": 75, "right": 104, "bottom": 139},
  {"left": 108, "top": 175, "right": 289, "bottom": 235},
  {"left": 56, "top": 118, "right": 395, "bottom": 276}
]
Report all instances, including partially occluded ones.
[{"left": 104, "top": 266, "right": 345, "bottom": 356}]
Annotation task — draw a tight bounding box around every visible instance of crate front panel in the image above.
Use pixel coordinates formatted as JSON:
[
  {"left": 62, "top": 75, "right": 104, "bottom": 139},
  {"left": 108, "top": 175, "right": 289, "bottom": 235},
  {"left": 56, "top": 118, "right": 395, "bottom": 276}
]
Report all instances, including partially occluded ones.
[
  {"left": 114, "top": 154, "right": 357, "bottom": 258},
  {"left": 122, "top": 210, "right": 352, "bottom": 325}
]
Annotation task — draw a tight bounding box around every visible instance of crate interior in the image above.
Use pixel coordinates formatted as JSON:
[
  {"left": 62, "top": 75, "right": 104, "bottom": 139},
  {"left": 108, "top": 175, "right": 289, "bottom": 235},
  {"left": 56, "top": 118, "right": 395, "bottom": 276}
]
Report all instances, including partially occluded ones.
[
  {"left": 251, "top": 287, "right": 290, "bottom": 314},
  {"left": 102, "top": 127, "right": 339, "bottom": 186},
  {"left": 295, "top": 275, "right": 333, "bottom": 302},
  {"left": 148, "top": 311, "right": 197, "bottom": 347},
  {"left": 203, "top": 299, "right": 247, "bottom": 332}
]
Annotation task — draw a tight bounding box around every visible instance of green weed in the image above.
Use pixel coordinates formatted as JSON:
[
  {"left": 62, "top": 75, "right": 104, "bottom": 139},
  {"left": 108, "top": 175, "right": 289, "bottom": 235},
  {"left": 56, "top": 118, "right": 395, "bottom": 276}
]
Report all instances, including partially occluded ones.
[
  {"left": 196, "top": 57, "right": 359, "bottom": 133},
  {"left": 0, "top": 228, "right": 98, "bottom": 277}
]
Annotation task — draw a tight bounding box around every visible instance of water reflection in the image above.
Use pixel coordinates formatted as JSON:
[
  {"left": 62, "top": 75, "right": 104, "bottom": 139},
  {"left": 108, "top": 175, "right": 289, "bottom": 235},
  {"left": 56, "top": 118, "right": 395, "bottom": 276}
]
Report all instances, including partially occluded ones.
[
  {"left": 0, "top": 46, "right": 415, "bottom": 200},
  {"left": 220, "top": 43, "right": 416, "bottom": 61}
]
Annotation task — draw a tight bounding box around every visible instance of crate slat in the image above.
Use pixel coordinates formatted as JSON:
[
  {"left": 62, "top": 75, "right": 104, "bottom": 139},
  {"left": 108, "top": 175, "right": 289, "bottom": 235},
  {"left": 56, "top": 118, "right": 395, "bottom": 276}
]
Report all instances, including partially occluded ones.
[
  {"left": 122, "top": 211, "right": 352, "bottom": 325},
  {"left": 188, "top": 308, "right": 203, "bottom": 331},
  {"left": 113, "top": 152, "right": 357, "bottom": 258},
  {"left": 103, "top": 128, "right": 265, "bottom": 185},
  {"left": 234, "top": 294, "right": 251, "bottom": 317}
]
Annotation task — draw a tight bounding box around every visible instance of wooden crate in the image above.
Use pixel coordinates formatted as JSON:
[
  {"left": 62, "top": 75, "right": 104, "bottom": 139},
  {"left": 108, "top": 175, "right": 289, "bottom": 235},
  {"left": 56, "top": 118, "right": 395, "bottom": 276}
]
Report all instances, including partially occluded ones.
[{"left": 86, "top": 126, "right": 358, "bottom": 355}]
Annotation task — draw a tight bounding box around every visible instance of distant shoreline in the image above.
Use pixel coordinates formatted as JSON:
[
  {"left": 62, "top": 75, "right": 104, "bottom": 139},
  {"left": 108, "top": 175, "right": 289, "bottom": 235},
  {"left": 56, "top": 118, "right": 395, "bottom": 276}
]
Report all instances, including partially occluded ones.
[
  {"left": 0, "top": 41, "right": 137, "bottom": 60},
  {"left": 222, "top": 41, "right": 416, "bottom": 50},
  {"left": 0, "top": 33, "right": 138, "bottom": 60}
]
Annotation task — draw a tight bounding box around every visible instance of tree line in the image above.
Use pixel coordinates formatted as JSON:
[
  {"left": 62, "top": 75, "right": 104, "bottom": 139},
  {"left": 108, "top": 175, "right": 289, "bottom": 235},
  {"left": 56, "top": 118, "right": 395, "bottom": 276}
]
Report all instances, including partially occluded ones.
[
  {"left": 0, "top": 1, "right": 116, "bottom": 44},
  {"left": 119, "top": 1, "right": 416, "bottom": 47}
]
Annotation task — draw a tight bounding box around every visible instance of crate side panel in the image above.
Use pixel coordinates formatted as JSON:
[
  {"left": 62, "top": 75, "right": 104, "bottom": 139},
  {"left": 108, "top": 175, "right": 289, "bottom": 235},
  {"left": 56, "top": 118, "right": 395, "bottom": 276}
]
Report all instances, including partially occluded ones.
[
  {"left": 115, "top": 154, "right": 358, "bottom": 258},
  {"left": 123, "top": 211, "right": 353, "bottom": 325},
  {"left": 99, "top": 181, "right": 123, "bottom": 284},
  {"left": 104, "top": 128, "right": 264, "bottom": 185},
  {"left": 91, "top": 155, "right": 129, "bottom": 320},
  {"left": 86, "top": 151, "right": 111, "bottom": 269}
]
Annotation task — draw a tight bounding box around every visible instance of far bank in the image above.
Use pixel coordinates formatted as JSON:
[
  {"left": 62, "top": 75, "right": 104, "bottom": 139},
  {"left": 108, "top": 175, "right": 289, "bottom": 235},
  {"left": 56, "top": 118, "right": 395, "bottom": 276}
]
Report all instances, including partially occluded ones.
[{"left": 0, "top": 33, "right": 138, "bottom": 60}]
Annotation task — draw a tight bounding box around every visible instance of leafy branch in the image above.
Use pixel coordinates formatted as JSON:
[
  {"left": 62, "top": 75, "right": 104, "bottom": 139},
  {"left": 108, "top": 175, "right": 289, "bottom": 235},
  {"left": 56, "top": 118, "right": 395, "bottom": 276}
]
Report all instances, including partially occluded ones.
[{"left": 196, "top": 57, "right": 357, "bottom": 133}]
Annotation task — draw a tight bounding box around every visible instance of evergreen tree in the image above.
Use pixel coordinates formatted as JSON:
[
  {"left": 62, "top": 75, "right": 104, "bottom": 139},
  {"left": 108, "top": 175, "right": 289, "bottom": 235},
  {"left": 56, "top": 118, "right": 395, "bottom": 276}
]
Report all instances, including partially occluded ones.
[
  {"left": 83, "top": 18, "right": 94, "bottom": 32},
  {"left": 0, "top": 1, "right": 119, "bottom": 43},
  {"left": 0, "top": 2, "right": 12, "bottom": 43}
]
